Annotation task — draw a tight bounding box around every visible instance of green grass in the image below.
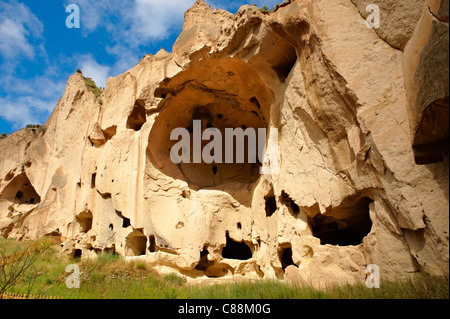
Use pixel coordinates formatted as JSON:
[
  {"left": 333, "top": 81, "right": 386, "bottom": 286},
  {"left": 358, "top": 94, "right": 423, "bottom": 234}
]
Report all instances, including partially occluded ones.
[
  {"left": 82, "top": 76, "right": 103, "bottom": 98},
  {"left": 1, "top": 239, "right": 448, "bottom": 299}
]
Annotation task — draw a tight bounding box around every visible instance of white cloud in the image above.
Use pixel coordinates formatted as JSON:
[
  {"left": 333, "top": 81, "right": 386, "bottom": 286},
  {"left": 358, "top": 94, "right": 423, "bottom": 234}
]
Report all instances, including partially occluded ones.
[
  {"left": 70, "top": 0, "right": 192, "bottom": 44},
  {"left": 65, "top": 0, "right": 194, "bottom": 84},
  {"left": 0, "top": 100, "right": 35, "bottom": 128},
  {"left": 76, "top": 54, "right": 111, "bottom": 88},
  {"left": 106, "top": 44, "right": 141, "bottom": 75},
  {"left": 0, "top": 18, "right": 34, "bottom": 58},
  {"left": 0, "top": 0, "right": 287, "bottom": 132},
  {"left": 0, "top": 1, "right": 55, "bottom": 129},
  {"left": 0, "top": 73, "right": 66, "bottom": 129},
  {"left": 130, "top": 0, "right": 192, "bottom": 42},
  {"left": 67, "top": 0, "right": 133, "bottom": 34},
  {"left": 0, "top": 0, "right": 44, "bottom": 59}
]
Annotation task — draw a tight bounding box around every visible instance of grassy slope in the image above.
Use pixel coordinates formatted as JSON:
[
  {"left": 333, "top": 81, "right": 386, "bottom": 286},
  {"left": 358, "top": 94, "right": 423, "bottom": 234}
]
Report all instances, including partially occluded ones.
[{"left": 1, "top": 239, "right": 448, "bottom": 299}]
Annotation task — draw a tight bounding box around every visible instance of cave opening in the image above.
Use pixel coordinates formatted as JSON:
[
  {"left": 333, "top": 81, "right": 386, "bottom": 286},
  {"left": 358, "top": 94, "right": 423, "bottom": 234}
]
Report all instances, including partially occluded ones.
[
  {"left": 91, "top": 173, "right": 96, "bottom": 189},
  {"left": 280, "top": 191, "right": 300, "bottom": 217},
  {"left": 72, "top": 249, "right": 82, "bottom": 259},
  {"left": 266, "top": 38, "right": 297, "bottom": 83},
  {"left": 195, "top": 247, "right": 209, "bottom": 271},
  {"left": 122, "top": 217, "right": 131, "bottom": 228},
  {"left": 308, "top": 196, "right": 374, "bottom": 246},
  {"left": 125, "top": 230, "right": 147, "bottom": 256},
  {"left": 412, "top": 97, "right": 449, "bottom": 165},
  {"left": 126, "top": 100, "right": 147, "bottom": 131},
  {"left": 221, "top": 231, "right": 252, "bottom": 260},
  {"left": 264, "top": 188, "right": 277, "bottom": 217},
  {"left": 102, "top": 125, "right": 117, "bottom": 142},
  {"left": 278, "top": 246, "right": 296, "bottom": 270},
  {"left": 115, "top": 210, "right": 131, "bottom": 228},
  {"left": 0, "top": 173, "right": 41, "bottom": 205},
  {"left": 153, "top": 104, "right": 266, "bottom": 188},
  {"left": 76, "top": 211, "right": 93, "bottom": 233},
  {"left": 148, "top": 235, "right": 156, "bottom": 253},
  {"left": 148, "top": 57, "right": 274, "bottom": 190}
]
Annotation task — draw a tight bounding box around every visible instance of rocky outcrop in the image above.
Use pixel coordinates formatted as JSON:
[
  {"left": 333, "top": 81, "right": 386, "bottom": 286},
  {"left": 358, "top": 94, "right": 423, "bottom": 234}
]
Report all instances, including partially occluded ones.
[
  {"left": 404, "top": 0, "right": 449, "bottom": 165},
  {"left": 0, "top": 0, "right": 448, "bottom": 288}
]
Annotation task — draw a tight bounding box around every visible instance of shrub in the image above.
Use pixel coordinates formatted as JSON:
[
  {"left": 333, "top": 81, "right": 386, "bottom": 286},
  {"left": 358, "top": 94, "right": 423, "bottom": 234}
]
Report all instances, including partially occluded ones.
[
  {"left": 37, "top": 125, "right": 47, "bottom": 134},
  {"left": 261, "top": 5, "right": 273, "bottom": 13},
  {"left": 83, "top": 77, "right": 103, "bottom": 98},
  {"left": 0, "top": 239, "right": 51, "bottom": 297}
]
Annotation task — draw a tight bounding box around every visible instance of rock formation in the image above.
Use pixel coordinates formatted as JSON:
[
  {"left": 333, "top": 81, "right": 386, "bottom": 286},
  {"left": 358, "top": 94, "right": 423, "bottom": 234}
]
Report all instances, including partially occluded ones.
[{"left": 0, "top": 0, "right": 448, "bottom": 288}]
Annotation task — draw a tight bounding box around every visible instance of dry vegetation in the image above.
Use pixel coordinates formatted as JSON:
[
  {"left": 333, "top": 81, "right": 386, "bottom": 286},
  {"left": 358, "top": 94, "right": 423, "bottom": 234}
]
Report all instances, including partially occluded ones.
[{"left": 1, "top": 238, "right": 448, "bottom": 299}]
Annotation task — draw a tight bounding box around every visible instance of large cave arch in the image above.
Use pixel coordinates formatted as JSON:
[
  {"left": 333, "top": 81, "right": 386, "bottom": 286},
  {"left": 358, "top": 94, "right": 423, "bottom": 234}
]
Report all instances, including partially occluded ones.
[
  {"left": 148, "top": 58, "right": 275, "bottom": 189},
  {"left": 0, "top": 173, "right": 41, "bottom": 205}
]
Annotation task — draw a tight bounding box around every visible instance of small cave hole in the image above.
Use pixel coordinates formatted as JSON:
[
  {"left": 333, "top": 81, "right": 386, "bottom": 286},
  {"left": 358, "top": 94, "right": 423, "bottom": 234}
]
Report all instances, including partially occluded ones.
[
  {"left": 126, "top": 100, "right": 146, "bottom": 131},
  {"left": 279, "top": 246, "right": 296, "bottom": 270},
  {"left": 109, "top": 224, "right": 114, "bottom": 231},
  {"left": 1, "top": 173, "right": 41, "bottom": 205},
  {"left": 195, "top": 247, "right": 209, "bottom": 271},
  {"left": 122, "top": 217, "right": 131, "bottom": 228},
  {"left": 76, "top": 211, "right": 93, "bottom": 233},
  {"left": 125, "top": 231, "right": 147, "bottom": 256},
  {"left": 264, "top": 188, "right": 277, "bottom": 217},
  {"left": 237, "top": 222, "right": 242, "bottom": 230},
  {"left": 5, "top": 172, "right": 14, "bottom": 182},
  {"left": 149, "top": 235, "right": 156, "bottom": 253},
  {"left": 72, "top": 249, "right": 82, "bottom": 259},
  {"left": 309, "top": 197, "right": 374, "bottom": 246},
  {"left": 280, "top": 191, "right": 300, "bottom": 217},
  {"left": 116, "top": 210, "right": 131, "bottom": 228},
  {"left": 102, "top": 125, "right": 117, "bottom": 142},
  {"left": 91, "top": 173, "right": 96, "bottom": 189},
  {"left": 222, "top": 232, "right": 252, "bottom": 260},
  {"left": 181, "top": 190, "right": 191, "bottom": 199},
  {"left": 212, "top": 165, "right": 218, "bottom": 175},
  {"left": 250, "top": 97, "right": 261, "bottom": 109},
  {"left": 272, "top": 44, "right": 297, "bottom": 83}
]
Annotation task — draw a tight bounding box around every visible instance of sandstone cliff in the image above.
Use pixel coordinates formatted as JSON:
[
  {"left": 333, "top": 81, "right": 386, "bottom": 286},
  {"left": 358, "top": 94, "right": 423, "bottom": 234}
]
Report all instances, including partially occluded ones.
[{"left": 0, "top": 0, "right": 448, "bottom": 287}]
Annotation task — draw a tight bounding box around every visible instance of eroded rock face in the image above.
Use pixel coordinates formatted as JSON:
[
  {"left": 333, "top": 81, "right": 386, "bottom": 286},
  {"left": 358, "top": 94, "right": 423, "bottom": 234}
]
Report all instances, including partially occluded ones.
[
  {"left": 0, "top": 0, "right": 448, "bottom": 287},
  {"left": 403, "top": 0, "right": 449, "bottom": 165}
]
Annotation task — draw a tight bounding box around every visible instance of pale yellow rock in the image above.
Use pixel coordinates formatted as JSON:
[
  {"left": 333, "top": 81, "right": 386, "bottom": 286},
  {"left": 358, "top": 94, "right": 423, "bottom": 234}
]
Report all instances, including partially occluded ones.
[{"left": 0, "top": 0, "right": 448, "bottom": 286}]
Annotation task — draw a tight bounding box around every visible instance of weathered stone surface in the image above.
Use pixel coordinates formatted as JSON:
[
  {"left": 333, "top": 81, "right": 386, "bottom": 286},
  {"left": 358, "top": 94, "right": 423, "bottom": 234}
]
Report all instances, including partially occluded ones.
[
  {"left": 403, "top": 0, "right": 449, "bottom": 165},
  {"left": 0, "top": 0, "right": 448, "bottom": 286},
  {"left": 351, "top": 0, "right": 426, "bottom": 50}
]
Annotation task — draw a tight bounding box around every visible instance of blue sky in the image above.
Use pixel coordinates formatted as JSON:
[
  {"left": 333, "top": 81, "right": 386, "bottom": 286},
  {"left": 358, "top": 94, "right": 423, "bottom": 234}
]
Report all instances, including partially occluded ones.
[{"left": 0, "top": 0, "right": 281, "bottom": 135}]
